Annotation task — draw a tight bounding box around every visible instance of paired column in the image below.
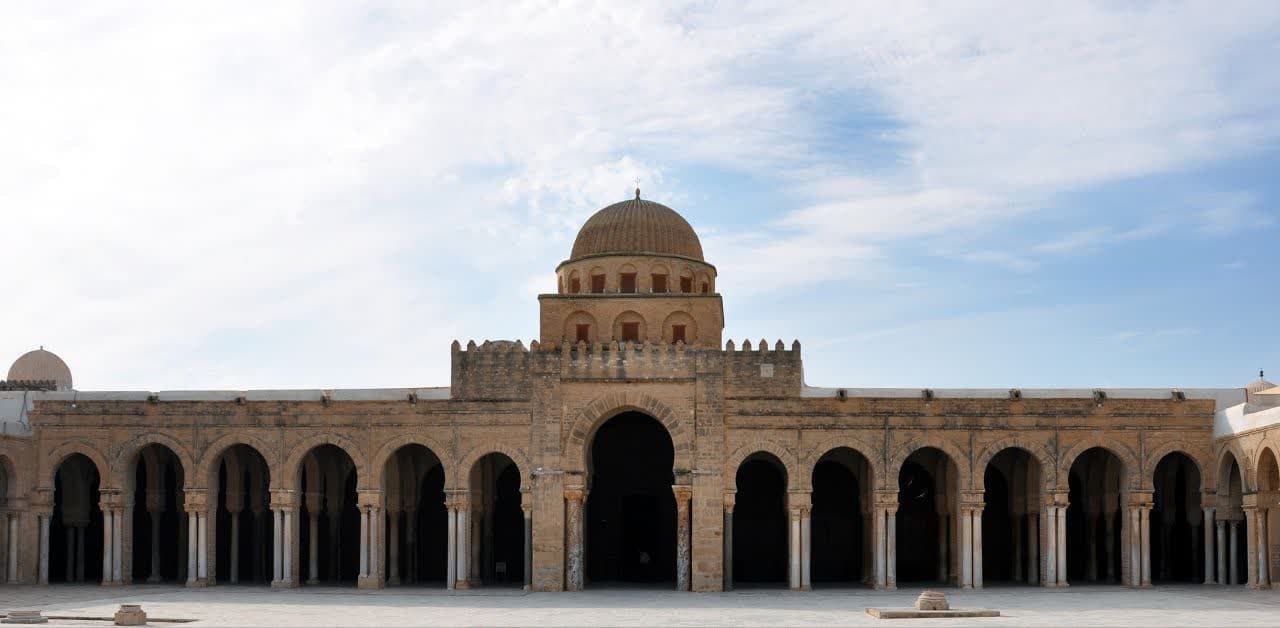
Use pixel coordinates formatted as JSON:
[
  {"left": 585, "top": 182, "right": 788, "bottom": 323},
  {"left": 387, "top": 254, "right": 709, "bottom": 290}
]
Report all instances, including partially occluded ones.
[
  {"left": 1230, "top": 519, "right": 1240, "bottom": 585},
  {"left": 1042, "top": 494, "right": 1068, "bottom": 587},
  {"left": 673, "top": 485, "right": 693, "bottom": 592},
  {"left": 1245, "top": 506, "right": 1259, "bottom": 588},
  {"left": 269, "top": 490, "right": 298, "bottom": 588},
  {"left": 786, "top": 491, "right": 811, "bottom": 591},
  {"left": 99, "top": 493, "right": 124, "bottom": 586},
  {"left": 564, "top": 488, "right": 586, "bottom": 592},
  {"left": 387, "top": 509, "right": 400, "bottom": 586},
  {"left": 146, "top": 493, "right": 164, "bottom": 583},
  {"left": 872, "top": 490, "right": 897, "bottom": 590},
  {"left": 183, "top": 491, "right": 210, "bottom": 587},
  {"left": 356, "top": 500, "right": 384, "bottom": 589},
  {"left": 38, "top": 511, "right": 51, "bottom": 585}
]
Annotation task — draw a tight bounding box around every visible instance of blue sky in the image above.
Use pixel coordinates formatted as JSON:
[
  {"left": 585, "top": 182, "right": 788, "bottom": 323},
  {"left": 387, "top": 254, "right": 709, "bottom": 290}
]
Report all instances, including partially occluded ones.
[{"left": 1, "top": 2, "right": 1277, "bottom": 390}]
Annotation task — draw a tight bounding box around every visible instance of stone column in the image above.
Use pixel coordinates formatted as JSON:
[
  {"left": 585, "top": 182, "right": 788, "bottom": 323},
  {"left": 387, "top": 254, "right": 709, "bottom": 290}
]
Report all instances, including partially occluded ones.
[
  {"left": 358, "top": 507, "right": 369, "bottom": 579},
  {"left": 65, "top": 524, "right": 76, "bottom": 581},
  {"left": 113, "top": 506, "right": 124, "bottom": 584},
  {"left": 271, "top": 508, "right": 283, "bottom": 584},
  {"left": 7, "top": 513, "right": 19, "bottom": 583},
  {"left": 405, "top": 509, "right": 418, "bottom": 584},
  {"left": 1043, "top": 505, "right": 1056, "bottom": 586},
  {"left": 886, "top": 508, "right": 897, "bottom": 589},
  {"left": 937, "top": 512, "right": 949, "bottom": 583},
  {"left": 196, "top": 509, "right": 208, "bottom": 583},
  {"left": 147, "top": 504, "right": 164, "bottom": 583},
  {"left": 187, "top": 509, "right": 199, "bottom": 585},
  {"left": 1012, "top": 512, "right": 1024, "bottom": 582},
  {"left": 455, "top": 499, "right": 470, "bottom": 589},
  {"left": 723, "top": 495, "right": 734, "bottom": 592},
  {"left": 101, "top": 507, "right": 114, "bottom": 585},
  {"left": 327, "top": 511, "right": 341, "bottom": 582},
  {"left": 1245, "top": 507, "right": 1258, "bottom": 587},
  {"left": 307, "top": 511, "right": 320, "bottom": 584},
  {"left": 1140, "top": 504, "right": 1152, "bottom": 587},
  {"left": 446, "top": 504, "right": 457, "bottom": 590},
  {"left": 801, "top": 505, "right": 812, "bottom": 592},
  {"left": 387, "top": 510, "right": 400, "bottom": 586},
  {"left": 1056, "top": 503, "right": 1068, "bottom": 586},
  {"left": 673, "top": 486, "right": 692, "bottom": 592},
  {"left": 1204, "top": 507, "right": 1216, "bottom": 584},
  {"left": 788, "top": 504, "right": 801, "bottom": 591},
  {"left": 369, "top": 506, "right": 383, "bottom": 587},
  {"left": 522, "top": 493, "right": 533, "bottom": 592},
  {"left": 1028, "top": 512, "right": 1039, "bottom": 585},
  {"left": 38, "top": 512, "right": 51, "bottom": 585},
  {"left": 958, "top": 507, "right": 972, "bottom": 588},
  {"left": 1218, "top": 521, "right": 1228, "bottom": 585},
  {"left": 973, "top": 506, "right": 984, "bottom": 589},
  {"left": 1230, "top": 519, "right": 1239, "bottom": 585},
  {"left": 75, "top": 526, "right": 85, "bottom": 582},
  {"left": 1086, "top": 511, "right": 1099, "bottom": 581},
  {"left": 281, "top": 507, "right": 295, "bottom": 586},
  {"left": 228, "top": 509, "right": 241, "bottom": 584},
  {"left": 1127, "top": 506, "right": 1140, "bottom": 587},
  {"left": 564, "top": 489, "right": 585, "bottom": 592},
  {"left": 1257, "top": 507, "right": 1269, "bottom": 588},
  {"left": 1104, "top": 510, "right": 1117, "bottom": 582}
]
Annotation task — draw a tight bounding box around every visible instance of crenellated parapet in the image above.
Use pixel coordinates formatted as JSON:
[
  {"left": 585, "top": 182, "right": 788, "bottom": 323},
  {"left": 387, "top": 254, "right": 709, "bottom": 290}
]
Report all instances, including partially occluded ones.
[
  {"left": 723, "top": 339, "right": 803, "bottom": 398},
  {"left": 450, "top": 340, "right": 533, "bottom": 400}
]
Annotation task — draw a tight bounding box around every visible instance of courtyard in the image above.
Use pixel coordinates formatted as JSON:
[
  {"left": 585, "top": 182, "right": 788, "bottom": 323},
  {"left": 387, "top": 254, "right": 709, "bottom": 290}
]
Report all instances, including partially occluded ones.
[{"left": 2, "top": 585, "right": 1279, "bottom": 626}]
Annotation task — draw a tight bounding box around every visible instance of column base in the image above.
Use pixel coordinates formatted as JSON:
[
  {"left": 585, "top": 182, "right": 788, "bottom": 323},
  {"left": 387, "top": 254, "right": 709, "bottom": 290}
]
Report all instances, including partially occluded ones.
[
  {"left": 306, "top": 578, "right": 320, "bottom": 585},
  {"left": 186, "top": 579, "right": 211, "bottom": 588},
  {"left": 270, "top": 580, "right": 300, "bottom": 589},
  {"left": 1042, "top": 582, "right": 1069, "bottom": 588},
  {"left": 357, "top": 576, "right": 385, "bottom": 589},
  {"left": 100, "top": 581, "right": 122, "bottom": 587},
  {"left": 874, "top": 584, "right": 897, "bottom": 591},
  {"left": 454, "top": 580, "right": 471, "bottom": 590},
  {"left": 523, "top": 585, "right": 531, "bottom": 592}
]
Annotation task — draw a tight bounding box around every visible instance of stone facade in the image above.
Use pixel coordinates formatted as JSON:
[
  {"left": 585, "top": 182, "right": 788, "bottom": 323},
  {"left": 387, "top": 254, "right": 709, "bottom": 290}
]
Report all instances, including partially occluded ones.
[{"left": 0, "top": 195, "right": 1262, "bottom": 594}]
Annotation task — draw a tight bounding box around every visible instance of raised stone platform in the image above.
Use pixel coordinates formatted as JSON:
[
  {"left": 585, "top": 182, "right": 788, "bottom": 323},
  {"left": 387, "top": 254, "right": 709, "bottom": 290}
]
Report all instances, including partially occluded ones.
[{"left": 866, "top": 608, "right": 1001, "bottom": 619}]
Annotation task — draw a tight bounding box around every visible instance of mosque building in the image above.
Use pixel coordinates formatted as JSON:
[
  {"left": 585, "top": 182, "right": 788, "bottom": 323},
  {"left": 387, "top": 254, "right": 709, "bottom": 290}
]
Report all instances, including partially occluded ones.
[{"left": 1, "top": 193, "right": 1278, "bottom": 592}]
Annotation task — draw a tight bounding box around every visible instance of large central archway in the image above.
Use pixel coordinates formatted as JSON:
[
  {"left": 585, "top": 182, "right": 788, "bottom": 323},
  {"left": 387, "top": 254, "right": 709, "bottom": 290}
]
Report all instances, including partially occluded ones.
[
  {"left": 897, "top": 447, "right": 959, "bottom": 585},
  {"left": 585, "top": 411, "right": 676, "bottom": 585}
]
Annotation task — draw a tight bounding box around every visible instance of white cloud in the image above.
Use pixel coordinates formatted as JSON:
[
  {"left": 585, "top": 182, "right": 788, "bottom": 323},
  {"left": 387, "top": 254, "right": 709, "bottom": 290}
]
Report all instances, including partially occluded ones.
[{"left": 1, "top": 2, "right": 1276, "bottom": 387}]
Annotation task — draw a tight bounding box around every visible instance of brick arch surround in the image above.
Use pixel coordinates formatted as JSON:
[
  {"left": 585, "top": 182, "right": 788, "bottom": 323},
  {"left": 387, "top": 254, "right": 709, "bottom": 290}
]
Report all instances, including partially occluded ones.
[
  {"left": 563, "top": 392, "right": 691, "bottom": 475},
  {"left": 1216, "top": 444, "right": 1250, "bottom": 495},
  {"left": 456, "top": 442, "right": 530, "bottom": 491},
  {"left": 369, "top": 434, "right": 453, "bottom": 490},
  {"left": 725, "top": 440, "right": 799, "bottom": 492},
  {"left": 109, "top": 432, "right": 197, "bottom": 490},
  {"left": 799, "top": 434, "right": 881, "bottom": 491},
  {"left": 974, "top": 437, "right": 1056, "bottom": 491},
  {"left": 886, "top": 437, "right": 973, "bottom": 491},
  {"left": 41, "top": 440, "right": 110, "bottom": 489},
  {"left": 281, "top": 433, "right": 370, "bottom": 491},
  {"left": 1142, "top": 440, "right": 1211, "bottom": 492},
  {"left": 1057, "top": 438, "right": 1141, "bottom": 491},
  {"left": 194, "top": 433, "right": 281, "bottom": 489}
]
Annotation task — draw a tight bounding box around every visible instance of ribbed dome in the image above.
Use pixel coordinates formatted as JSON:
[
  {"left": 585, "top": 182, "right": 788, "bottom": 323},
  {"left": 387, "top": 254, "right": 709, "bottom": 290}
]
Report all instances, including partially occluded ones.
[
  {"left": 7, "top": 348, "right": 73, "bottom": 390},
  {"left": 1247, "top": 374, "right": 1276, "bottom": 395},
  {"left": 570, "top": 193, "right": 704, "bottom": 261}
]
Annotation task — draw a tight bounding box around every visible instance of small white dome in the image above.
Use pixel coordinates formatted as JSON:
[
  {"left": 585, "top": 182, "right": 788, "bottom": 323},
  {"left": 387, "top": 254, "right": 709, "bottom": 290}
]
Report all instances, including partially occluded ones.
[{"left": 7, "top": 347, "right": 73, "bottom": 390}]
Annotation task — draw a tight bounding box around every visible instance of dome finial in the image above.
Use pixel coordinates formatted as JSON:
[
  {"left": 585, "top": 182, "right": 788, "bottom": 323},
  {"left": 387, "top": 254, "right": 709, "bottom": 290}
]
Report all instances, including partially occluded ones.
[{"left": 635, "top": 182, "right": 641, "bottom": 200}]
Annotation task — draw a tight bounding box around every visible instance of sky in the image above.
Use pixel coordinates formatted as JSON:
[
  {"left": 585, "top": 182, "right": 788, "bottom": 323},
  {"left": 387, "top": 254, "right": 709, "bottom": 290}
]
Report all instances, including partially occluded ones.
[{"left": 1, "top": 2, "right": 1278, "bottom": 391}]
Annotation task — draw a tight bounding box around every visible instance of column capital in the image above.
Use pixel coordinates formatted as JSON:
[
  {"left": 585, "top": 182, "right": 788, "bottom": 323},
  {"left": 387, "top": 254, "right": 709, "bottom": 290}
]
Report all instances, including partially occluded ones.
[
  {"left": 672, "top": 485, "right": 693, "bottom": 503},
  {"left": 357, "top": 490, "right": 385, "bottom": 509},
  {"left": 723, "top": 492, "right": 736, "bottom": 513},
  {"left": 564, "top": 488, "right": 587, "bottom": 504},
  {"left": 269, "top": 488, "right": 300, "bottom": 509},
  {"left": 873, "top": 489, "right": 898, "bottom": 508}
]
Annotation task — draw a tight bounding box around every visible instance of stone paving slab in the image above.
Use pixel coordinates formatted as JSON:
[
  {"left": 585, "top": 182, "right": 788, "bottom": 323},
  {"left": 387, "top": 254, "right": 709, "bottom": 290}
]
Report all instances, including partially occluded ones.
[{"left": 3, "top": 585, "right": 1280, "bottom": 626}]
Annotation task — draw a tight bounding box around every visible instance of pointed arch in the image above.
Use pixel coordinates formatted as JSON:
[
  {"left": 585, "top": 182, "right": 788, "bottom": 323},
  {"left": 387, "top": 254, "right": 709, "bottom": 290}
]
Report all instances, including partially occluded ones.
[
  {"left": 282, "top": 434, "right": 369, "bottom": 491},
  {"left": 564, "top": 392, "right": 691, "bottom": 474},
  {"left": 975, "top": 436, "right": 1055, "bottom": 490},
  {"left": 456, "top": 443, "right": 529, "bottom": 491},
  {"left": 110, "top": 432, "right": 195, "bottom": 490},
  {"left": 725, "top": 439, "right": 798, "bottom": 491},
  {"left": 887, "top": 436, "right": 972, "bottom": 490},
  {"left": 799, "top": 433, "right": 881, "bottom": 491},
  {"left": 1058, "top": 438, "right": 1139, "bottom": 491},
  {"left": 195, "top": 433, "right": 279, "bottom": 489},
  {"left": 1216, "top": 443, "right": 1251, "bottom": 494},
  {"left": 42, "top": 440, "right": 109, "bottom": 489},
  {"left": 1142, "top": 440, "right": 1209, "bottom": 492},
  {"left": 370, "top": 434, "right": 452, "bottom": 490}
]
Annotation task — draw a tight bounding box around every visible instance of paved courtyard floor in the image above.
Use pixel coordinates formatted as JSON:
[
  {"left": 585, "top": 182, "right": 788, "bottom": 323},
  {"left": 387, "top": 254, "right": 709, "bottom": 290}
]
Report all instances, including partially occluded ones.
[{"left": 3, "top": 584, "right": 1279, "bottom": 626}]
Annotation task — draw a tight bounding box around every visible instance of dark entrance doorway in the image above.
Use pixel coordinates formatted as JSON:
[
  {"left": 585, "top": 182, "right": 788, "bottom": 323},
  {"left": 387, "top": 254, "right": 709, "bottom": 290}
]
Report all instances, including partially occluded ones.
[
  {"left": 733, "top": 453, "right": 788, "bottom": 586},
  {"left": 586, "top": 411, "right": 675, "bottom": 585}
]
